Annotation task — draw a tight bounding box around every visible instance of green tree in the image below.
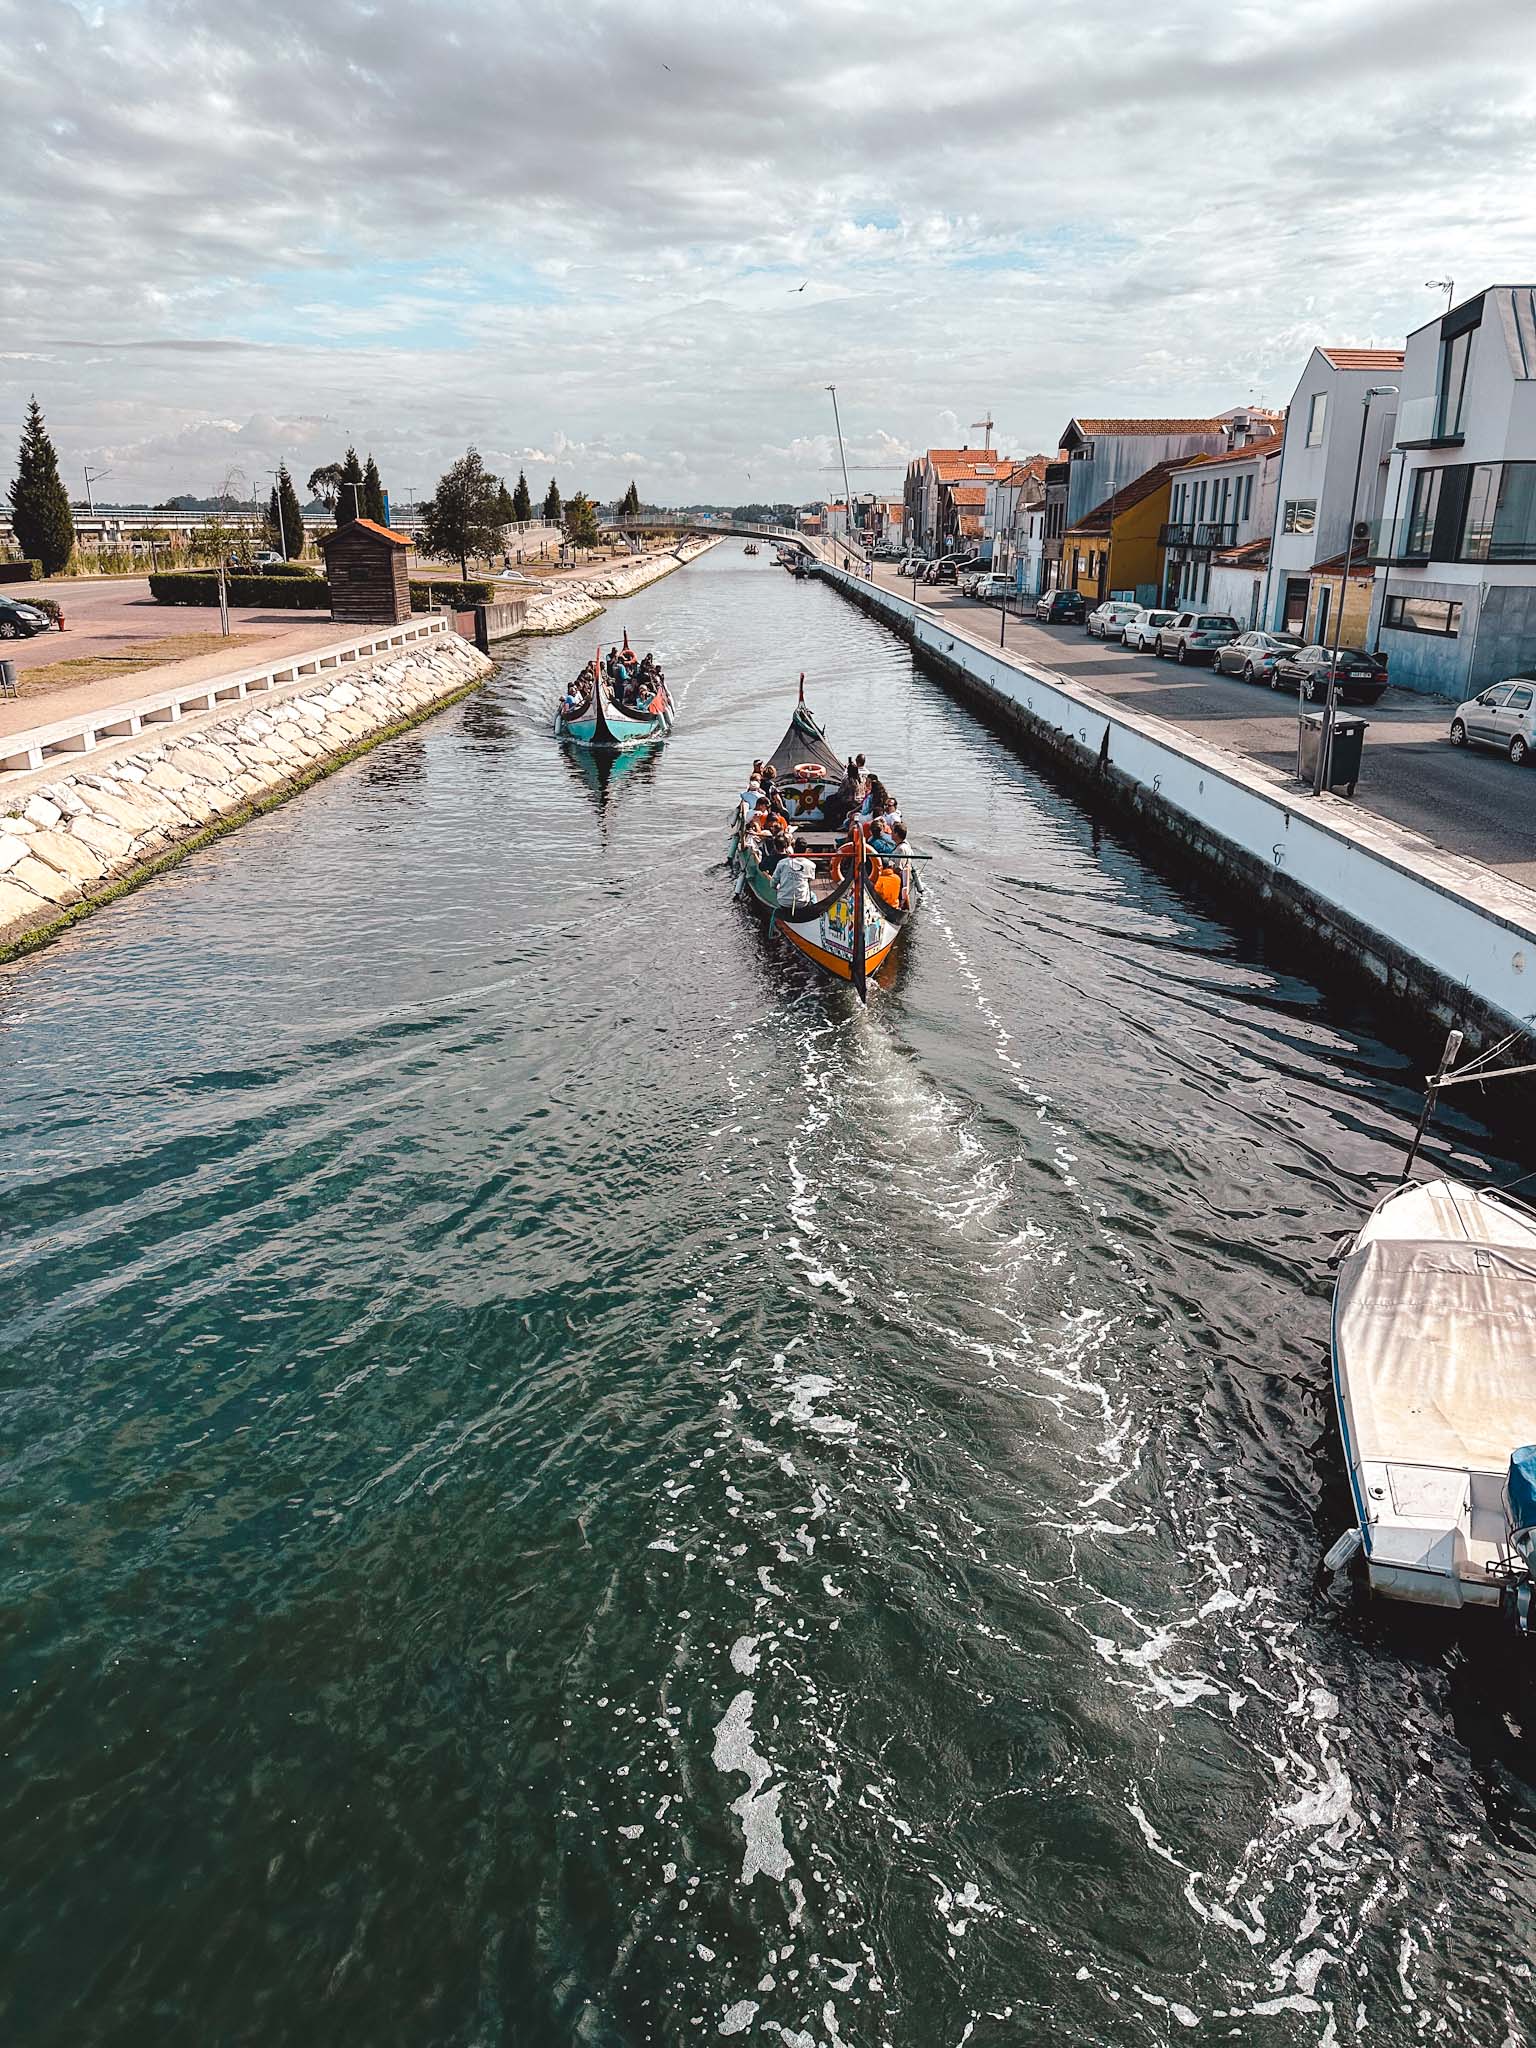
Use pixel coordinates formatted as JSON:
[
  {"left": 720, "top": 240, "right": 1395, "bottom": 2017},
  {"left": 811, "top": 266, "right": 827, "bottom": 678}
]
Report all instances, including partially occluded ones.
[
  {"left": 511, "top": 469, "right": 532, "bottom": 522},
  {"left": 361, "top": 453, "right": 386, "bottom": 525},
  {"left": 421, "top": 446, "right": 504, "bottom": 579},
  {"left": 266, "top": 462, "right": 306, "bottom": 558},
  {"left": 494, "top": 480, "right": 516, "bottom": 529},
  {"left": 542, "top": 477, "right": 562, "bottom": 524},
  {"left": 335, "top": 446, "right": 365, "bottom": 524},
  {"left": 306, "top": 462, "right": 345, "bottom": 513},
  {"left": 622, "top": 479, "right": 641, "bottom": 517},
  {"left": 564, "top": 491, "right": 599, "bottom": 550},
  {"left": 9, "top": 396, "right": 75, "bottom": 574}
]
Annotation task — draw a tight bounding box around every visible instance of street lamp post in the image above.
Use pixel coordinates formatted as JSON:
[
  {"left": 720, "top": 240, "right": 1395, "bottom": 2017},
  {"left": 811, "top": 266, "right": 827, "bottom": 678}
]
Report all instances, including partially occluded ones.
[
  {"left": 82, "top": 465, "right": 112, "bottom": 517},
  {"left": 1311, "top": 384, "right": 1397, "bottom": 796},
  {"left": 826, "top": 384, "right": 855, "bottom": 564}
]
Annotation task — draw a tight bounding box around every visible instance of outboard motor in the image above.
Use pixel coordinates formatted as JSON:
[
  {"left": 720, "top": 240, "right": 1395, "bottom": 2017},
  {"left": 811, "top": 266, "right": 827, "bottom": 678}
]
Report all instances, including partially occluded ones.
[{"left": 1497, "top": 1445, "right": 1536, "bottom": 1633}]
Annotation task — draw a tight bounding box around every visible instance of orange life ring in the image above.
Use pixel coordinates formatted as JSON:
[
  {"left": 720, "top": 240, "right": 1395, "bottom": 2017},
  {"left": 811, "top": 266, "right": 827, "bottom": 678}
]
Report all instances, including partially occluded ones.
[{"left": 829, "top": 845, "right": 885, "bottom": 887}]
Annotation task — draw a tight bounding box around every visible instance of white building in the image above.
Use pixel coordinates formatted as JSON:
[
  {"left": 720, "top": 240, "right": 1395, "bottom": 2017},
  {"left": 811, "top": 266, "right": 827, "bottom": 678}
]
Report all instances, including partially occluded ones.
[
  {"left": 1367, "top": 286, "right": 1536, "bottom": 700},
  {"left": 1264, "top": 347, "right": 1404, "bottom": 640},
  {"left": 1162, "top": 432, "right": 1284, "bottom": 625},
  {"left": 984, "top": 461, "right": 1047, "bottom": 595}
]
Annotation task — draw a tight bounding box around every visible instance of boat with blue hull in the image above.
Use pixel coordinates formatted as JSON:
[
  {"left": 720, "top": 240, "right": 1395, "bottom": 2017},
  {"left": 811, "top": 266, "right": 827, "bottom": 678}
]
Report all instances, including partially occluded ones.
[{"left": 555, "top": 638, "right": 672, "bottom": 753}]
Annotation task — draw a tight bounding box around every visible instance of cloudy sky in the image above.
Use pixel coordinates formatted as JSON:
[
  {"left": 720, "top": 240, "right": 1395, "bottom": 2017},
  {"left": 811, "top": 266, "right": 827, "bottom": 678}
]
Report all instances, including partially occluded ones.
[{"left": 3, "top": 0, "right": 1532, "bottom": 507}]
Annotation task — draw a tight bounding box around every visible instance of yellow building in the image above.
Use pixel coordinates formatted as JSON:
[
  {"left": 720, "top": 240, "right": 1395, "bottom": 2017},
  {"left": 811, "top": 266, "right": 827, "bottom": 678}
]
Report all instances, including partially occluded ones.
[
  {"left": 1305, "top": 548, "right": 1376, "bottom": 649},
  {"left": 1062, "top": 460, "right": 1179, "bottom": 607}
]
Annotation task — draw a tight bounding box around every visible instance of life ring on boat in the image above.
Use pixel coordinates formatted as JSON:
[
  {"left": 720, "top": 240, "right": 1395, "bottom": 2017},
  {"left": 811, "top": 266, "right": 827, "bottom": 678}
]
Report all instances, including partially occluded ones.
[{"left": 828, "top": 846, "right": 883, "bottom": 887}]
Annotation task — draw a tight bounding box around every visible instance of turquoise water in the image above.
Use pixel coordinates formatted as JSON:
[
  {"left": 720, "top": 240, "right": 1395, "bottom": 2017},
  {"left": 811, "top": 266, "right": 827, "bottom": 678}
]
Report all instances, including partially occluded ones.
[{"left": 4, "top": 547, "right": 1535, "bottom": 2046}]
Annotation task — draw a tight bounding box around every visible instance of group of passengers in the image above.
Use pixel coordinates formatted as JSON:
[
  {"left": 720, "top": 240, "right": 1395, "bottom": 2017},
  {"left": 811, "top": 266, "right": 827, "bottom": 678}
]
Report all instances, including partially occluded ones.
[
  {"left": 559, "top": 646, "right": 667, "bottom": 721},
  {"left": 608, "top": 645, "right": 666, "bottom": 713},
  {"left": 738, "top": 756, "right": 910, "bottom": 913}
]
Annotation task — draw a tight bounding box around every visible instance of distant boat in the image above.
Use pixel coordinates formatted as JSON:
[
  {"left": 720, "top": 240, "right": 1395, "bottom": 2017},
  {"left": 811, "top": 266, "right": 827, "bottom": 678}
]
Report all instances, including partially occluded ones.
[
  {"left": 744, "top": 542, "right": 760, "bottom": 555},
  {"left": 555, "top": 635, "right": 671, "bottom": 752},
  {"left": 727, "top": 680, "right": 921, "bottom": 1003}
]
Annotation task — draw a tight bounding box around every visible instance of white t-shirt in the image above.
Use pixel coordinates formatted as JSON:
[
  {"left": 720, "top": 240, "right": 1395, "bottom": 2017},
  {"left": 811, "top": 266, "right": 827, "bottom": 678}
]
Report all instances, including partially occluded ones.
[{"left": 775, "top": 856, "right": 817, "bottom": 909}]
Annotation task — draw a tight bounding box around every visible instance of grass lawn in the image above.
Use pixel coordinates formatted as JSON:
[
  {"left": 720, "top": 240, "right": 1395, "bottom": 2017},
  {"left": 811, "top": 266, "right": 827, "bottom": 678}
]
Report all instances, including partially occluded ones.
[{"left": 15, "top": 634, "right": 261, "bottom": 698}]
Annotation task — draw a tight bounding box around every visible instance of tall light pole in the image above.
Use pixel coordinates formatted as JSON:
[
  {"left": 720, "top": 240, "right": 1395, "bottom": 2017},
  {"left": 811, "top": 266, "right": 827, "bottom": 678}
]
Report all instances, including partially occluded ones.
[
  {"left": 82, "top": 465, "right": 112, "bottom": 517},
  {"left": 826, "top": 384, "right": 854, "bottom": 562},
  {"left": 1311, "top": 384, "right": 1397, "bottom": 796}
]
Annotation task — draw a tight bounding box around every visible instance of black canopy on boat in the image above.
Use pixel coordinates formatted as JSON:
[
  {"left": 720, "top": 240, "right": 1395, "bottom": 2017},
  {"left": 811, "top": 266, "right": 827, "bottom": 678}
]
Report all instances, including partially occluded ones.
[{"left": 764, "top": 691, "right": 843, "bottom": 780}]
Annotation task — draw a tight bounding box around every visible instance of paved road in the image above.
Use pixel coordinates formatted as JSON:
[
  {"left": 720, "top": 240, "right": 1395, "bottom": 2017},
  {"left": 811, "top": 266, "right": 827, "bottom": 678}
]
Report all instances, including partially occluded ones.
[{"left": 870, "top": 567, "right": 1536, "bottom": 888}]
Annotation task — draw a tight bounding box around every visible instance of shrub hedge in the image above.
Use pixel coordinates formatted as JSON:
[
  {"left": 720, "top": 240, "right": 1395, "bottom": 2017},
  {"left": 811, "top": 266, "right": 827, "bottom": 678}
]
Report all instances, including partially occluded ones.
[
  {"left": 150, "top": 571, "right": 330, "bottom": 608},
  {"left": 409, "top": 578, "right": 500, "bottom": 610}
]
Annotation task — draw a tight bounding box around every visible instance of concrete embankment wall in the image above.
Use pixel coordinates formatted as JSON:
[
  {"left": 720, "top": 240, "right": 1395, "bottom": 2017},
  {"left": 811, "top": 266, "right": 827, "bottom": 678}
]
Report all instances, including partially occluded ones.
[
  {"left": 821, "top": 567, "right": 1536, "bottom": 1047},
  {"left": 0, "top": 632, "right": 492, "bottom": 961},
  {"left": 516, "top": 536, "right": 719, "bottom": 637}
]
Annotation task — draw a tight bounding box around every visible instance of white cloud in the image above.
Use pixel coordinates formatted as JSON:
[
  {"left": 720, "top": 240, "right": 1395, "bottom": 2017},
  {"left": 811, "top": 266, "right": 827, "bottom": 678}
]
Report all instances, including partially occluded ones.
[{"left": 1, "top": 0, "right": 1532, "bottom": 501}]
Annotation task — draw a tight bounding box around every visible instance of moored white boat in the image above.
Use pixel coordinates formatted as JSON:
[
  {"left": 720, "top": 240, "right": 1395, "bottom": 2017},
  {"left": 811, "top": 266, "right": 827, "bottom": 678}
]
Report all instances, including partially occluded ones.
[{"left": 1332, "top": 1175, "right": 1536, "bottom": 1623}]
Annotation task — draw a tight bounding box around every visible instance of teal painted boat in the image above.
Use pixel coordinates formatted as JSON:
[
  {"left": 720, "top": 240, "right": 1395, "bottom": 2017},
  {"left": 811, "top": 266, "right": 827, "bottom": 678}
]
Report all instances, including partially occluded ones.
[{"left": 555, "top": 638, "right": 672, "bottom": 753}]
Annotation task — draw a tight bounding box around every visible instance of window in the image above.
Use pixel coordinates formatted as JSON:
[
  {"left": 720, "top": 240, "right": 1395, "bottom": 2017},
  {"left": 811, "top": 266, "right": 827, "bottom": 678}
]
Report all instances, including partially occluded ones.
[
  {"left": 1383, "top": 594, "right": 1463, "bottom": 636},
  {"left": 1404, "top": 467, "right": 1442, "bottom": 555},
  {"left": 1306, "top": 392, "right": 1327, "bottom": 446},
  {"left": 1282, "top": 499, "right": 1317, "bottom": 534},
  {"left": 1510, "top": 686, "right": 1534, "bottom": 712},
  {"left": 1461, "top": 461, "right": 1536, "bottom": 561},
  {"left": 1437, "top": 329, "right": 1472, "bottom": 438}
]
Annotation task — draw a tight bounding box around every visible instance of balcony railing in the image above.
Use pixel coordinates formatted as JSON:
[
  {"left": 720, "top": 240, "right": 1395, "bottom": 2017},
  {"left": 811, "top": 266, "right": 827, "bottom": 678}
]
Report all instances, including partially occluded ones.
[
  {"left": 1395, "top": 394, "right": 1462, "bottom": 446},
  {"left": 1158, "top": 521, "right": 1239, "bottom": 551}
]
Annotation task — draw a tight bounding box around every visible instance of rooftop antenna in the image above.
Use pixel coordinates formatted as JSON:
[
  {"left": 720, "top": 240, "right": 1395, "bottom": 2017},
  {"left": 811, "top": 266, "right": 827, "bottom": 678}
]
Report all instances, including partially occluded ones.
[
  {"left": 1426, "top": 278, "right": 1454, "bottom": 313},
  {"left": 970, "top": 411, "right": 995, "bottom": 450}
]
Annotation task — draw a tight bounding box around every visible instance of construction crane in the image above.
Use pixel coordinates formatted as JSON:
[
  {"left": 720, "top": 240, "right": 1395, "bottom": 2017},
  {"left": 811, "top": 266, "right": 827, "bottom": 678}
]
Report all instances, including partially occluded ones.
[{"left": 970, "top": 412, "right": 995, "bottom": 450}]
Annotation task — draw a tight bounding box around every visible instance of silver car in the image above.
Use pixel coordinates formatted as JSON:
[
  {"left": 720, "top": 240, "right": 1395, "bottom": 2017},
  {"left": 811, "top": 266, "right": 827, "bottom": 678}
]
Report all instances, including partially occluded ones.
[
  {"left": 1122, "top": 606, "right": 1180, "bottom": 652},
  {"left": 1085, "top": 599, "right": 1143, "bottom": 641},
  {"left": 1450, "top": 677, "right": 1536, "bottom": 764}
]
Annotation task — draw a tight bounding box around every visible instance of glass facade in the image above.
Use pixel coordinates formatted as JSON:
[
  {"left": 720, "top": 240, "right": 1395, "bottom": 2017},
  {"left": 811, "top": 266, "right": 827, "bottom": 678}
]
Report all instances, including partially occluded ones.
[
  {"left": 1404, "top": 468, "right": 1442, "bottom": 555},
  {"left": 1461, "top": 462, "right": 1536, "bottom": 561},
  {"left": 1384, "top": 595, "right": 1463, "bottom": 636},
  {"left": 1437, "top": 329, "right": 1472, "bottom": 439},
  {"left": 1282, "top": 499, "right": 1316, "bottom": 534}
]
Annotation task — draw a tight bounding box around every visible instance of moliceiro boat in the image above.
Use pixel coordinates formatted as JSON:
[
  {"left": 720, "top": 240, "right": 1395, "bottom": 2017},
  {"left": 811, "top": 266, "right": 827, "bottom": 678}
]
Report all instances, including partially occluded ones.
[
  {"left": 727, "top": 680, "right": 921, "bottom": 1002},
  {"left": 555, "top": 634, "right": 671, "bottom": 752},
  {"left": 1329, "top": 1031, "right": 1536, "bottom": 1632}
]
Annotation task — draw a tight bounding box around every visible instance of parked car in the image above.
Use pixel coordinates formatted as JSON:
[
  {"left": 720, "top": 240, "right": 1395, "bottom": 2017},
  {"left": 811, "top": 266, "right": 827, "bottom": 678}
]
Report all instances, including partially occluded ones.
[
  {"left": 968, "top": 574, "right": 1011, "bottom": 602},
  {"left": 0, "top": 595, "right": 53, "bottom": 639},
  {"left": 1121, "top": 606, "right": 1180, "bottom": 652},
  {"left": 1271, "top": 643, "right": 1389, "bottom": 705},
  {"left": 1035, "top": 589, "right": 1087, "bottom": 624},
  {"left": 1155, "top": 611, "right": 1241, "bottom": 663},
  {"left": 1085, "top": 599, "right": 1144, "bottom": 641},
  {"left": 1449, "top": 676, "right": 1536, "bottom": 763},
  {"left": 1213, "top": 630, "right": 1303, "bottom": 683}
]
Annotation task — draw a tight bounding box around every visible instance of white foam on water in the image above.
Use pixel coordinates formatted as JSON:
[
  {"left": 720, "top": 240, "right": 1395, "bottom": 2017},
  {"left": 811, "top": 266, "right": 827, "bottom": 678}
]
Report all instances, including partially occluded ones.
[{"left": 712, "top": 1688, "right": 793, "bottom": 1886}]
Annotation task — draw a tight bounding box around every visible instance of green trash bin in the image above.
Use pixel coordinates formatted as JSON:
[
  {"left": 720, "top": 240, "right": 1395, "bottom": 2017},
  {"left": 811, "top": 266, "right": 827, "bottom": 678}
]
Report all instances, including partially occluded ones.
[{"left": 1298, "top": 711, "right": 1367, "bottom": 796}]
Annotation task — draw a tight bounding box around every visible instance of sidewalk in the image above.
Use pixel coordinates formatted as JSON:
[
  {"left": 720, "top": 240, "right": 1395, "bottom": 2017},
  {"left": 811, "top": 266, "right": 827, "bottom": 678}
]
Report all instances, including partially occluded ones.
[{"left": 867, "top": 565, "right": 1536, "bottom": 889}]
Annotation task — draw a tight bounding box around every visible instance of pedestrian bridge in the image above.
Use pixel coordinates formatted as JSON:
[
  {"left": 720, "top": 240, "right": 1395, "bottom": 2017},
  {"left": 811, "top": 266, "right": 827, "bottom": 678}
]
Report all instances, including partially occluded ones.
[{"left": 599, "top": 515, "right": 823, "bottom": 554}]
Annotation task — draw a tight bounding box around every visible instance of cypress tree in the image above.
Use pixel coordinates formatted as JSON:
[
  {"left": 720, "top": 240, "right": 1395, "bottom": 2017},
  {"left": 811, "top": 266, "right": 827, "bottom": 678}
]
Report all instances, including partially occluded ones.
[
  {"left": 623, "top": 479, "right": 641, "bottom": 516},
  {"left": 9, "top": 396, "right": 75, "bottom": 574},
  {"left": 512, "top": 469, "right": 532, "bottom": 522},
  {"left": 494, "top": 480, "right": 516, "bottom": 527},
  {"left": 542, "top": 477, "right": 562, "bottom": 524},
  {"left": 266, "top": 462, "right": 306, "bottom": 557},
  {"left": 361, "top": 454, "right": 386, "bottom": 525},
  {"left": 336, "top": 445, "right": 364, "bottom": 524}
]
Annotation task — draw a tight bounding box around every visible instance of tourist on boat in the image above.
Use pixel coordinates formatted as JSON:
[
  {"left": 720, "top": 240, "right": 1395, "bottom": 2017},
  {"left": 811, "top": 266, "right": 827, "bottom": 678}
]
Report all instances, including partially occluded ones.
[
  {"left": 739, "top": 774, "right": 763, "bottom": 808},
  {"left": 774, "top": 837, "right": 818, "bottom": 909},
  {"left": 871, "top": 819, "right": 906, "bottom": 857}
]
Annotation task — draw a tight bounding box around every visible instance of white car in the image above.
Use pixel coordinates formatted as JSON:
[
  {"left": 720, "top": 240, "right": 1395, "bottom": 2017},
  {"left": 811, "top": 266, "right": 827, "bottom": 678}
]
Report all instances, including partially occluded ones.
[
  {"left": 1121, "top": 606, "right": 1181, "bottom": 652},
  {"left": 1450, "top": 676, "right": 1536, "bottom": 764},
  {"left": 968, "top": 574, "right": 1011, "bottom": 602},
  {"left": 1085, "top": 600, "right": 1144, "bottom": 641}
]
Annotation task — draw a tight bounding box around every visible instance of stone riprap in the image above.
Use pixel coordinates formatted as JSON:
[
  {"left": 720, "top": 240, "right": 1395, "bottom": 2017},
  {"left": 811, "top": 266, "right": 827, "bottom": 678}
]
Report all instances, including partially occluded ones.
[
  {"left": 0, "top": 633, "right": 492, "bottom": 957},
  {"left": 517, "top": 535, "right": 718, "bottom": 636}
]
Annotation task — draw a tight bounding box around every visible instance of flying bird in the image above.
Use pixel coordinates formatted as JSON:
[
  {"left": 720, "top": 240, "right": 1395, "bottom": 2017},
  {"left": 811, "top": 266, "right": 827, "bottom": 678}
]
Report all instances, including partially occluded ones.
[{"left": 788, "top": 281, "right": 808, "bottom": 293}]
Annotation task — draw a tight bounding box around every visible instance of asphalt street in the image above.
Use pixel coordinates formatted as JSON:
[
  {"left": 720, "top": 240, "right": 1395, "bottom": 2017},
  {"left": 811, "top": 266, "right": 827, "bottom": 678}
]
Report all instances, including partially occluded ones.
[{"left": 873, "top": 567, "right": 1536, "bottom": 888}]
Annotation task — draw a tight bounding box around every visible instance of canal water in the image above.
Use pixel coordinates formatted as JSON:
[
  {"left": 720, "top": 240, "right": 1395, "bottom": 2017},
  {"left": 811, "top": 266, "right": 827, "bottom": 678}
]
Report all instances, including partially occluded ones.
[{"left": 5, "top": 545, "right": 1535, "bottom": 2048}]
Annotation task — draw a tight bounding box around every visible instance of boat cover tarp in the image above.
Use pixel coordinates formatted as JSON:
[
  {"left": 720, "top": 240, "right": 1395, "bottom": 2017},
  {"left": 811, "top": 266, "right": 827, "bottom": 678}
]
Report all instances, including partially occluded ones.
[
  {"left": 765, "top": 704, "right": 843, "bottom": 781},
  {"left": 1509, "top": 1444, "right": 1536, "bottom": 1533},
  {"left": 1335, "top": 1237, "right": 1536, "bottom": 1470}
]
